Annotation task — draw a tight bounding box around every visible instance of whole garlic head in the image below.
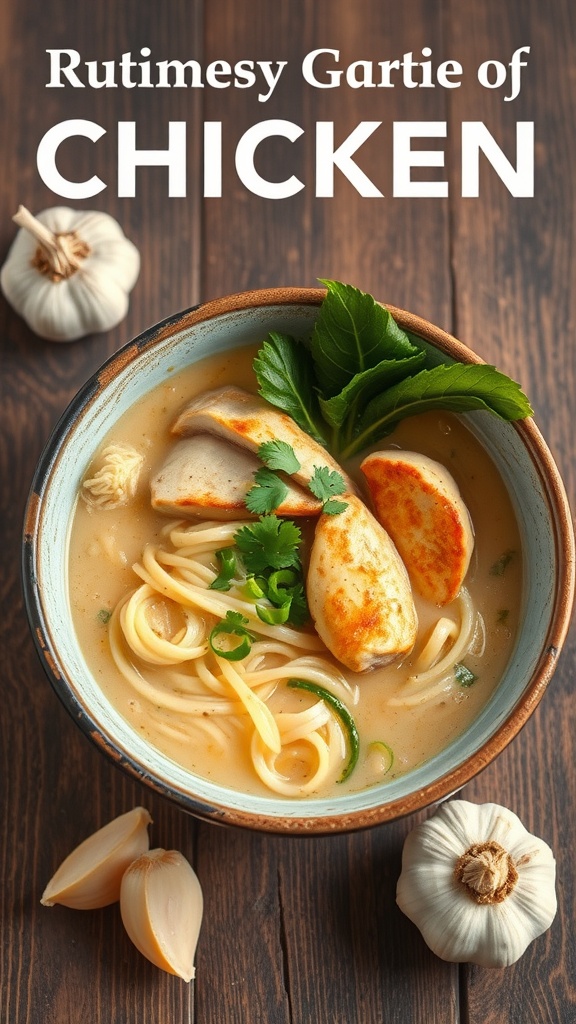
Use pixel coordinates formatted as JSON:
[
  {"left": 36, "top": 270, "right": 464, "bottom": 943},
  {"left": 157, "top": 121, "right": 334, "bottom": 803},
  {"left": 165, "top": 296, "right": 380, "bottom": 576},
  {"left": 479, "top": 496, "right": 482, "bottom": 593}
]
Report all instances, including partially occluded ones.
[
  {"left": 396, "top": 799, "right": 557, "bottom": 968},
  {"left": 1, "top": 205, "right": 140, "bottom": 341}
]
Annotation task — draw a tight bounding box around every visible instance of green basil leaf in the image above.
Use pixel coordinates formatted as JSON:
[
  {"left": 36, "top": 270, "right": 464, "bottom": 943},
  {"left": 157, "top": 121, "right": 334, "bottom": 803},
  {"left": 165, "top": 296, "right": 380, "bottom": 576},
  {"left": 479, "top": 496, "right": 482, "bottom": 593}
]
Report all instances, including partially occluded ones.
[
  {"left": 345, "top": 363, "right": 534, "bottom": 457},
  {"left": 254, "top": 331, "right": 326, "bottom": 443},
  {"left": 311, "top": 280, "right": 419, "bottom": 396}
]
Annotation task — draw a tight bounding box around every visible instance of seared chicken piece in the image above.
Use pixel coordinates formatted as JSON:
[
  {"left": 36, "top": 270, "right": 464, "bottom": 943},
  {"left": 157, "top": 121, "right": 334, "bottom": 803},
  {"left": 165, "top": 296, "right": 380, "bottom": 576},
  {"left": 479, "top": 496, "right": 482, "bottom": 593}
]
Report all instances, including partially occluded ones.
[
  {"left": 360, "top": 451, "right": 474, "bottom": 606},
  {"left": 307, "top": 495, "right": 417, "bottom": 673},
  {"left": 171, "top": 386, "right": 355, "bottom": 493},
  {"left": 151, "top": 434, "right": 322, "bottom": 520}
]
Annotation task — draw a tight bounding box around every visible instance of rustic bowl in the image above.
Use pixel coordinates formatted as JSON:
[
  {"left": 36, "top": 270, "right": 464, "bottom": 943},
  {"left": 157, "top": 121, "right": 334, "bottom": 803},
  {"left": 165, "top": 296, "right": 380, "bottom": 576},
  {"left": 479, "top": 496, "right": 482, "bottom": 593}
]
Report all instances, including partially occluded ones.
[{"left": 22, "top": 288, "right": 575, "bottom": 834}]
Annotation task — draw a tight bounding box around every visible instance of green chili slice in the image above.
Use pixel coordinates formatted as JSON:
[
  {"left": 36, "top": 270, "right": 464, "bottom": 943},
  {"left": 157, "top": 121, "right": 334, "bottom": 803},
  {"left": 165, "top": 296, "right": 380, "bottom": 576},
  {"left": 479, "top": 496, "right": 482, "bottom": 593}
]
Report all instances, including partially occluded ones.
[
  {"left": 209, "top": 611, "right": 255, "bottom": 661},
  {"left": 287, "top": 678, "right": 359, "bottom": 782}
]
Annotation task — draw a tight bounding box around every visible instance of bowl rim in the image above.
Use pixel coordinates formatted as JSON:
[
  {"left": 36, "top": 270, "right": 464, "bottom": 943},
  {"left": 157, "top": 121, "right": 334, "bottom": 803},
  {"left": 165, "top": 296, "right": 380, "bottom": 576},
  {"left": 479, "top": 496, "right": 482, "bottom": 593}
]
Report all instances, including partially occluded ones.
[{"left": 22, "top": 286, "right": 576, "bottom": 834}]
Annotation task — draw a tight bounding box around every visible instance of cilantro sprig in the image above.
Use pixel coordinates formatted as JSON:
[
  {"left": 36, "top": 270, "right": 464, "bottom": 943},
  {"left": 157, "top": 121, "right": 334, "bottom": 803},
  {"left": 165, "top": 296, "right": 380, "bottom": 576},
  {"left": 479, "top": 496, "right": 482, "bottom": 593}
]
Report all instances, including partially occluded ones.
[
  {"left": 235, "top": 515, "right": 302, "bottom": 572},
  {"left": 254, "top": 280, "right": 533, "bottom": 459},
  {"left": 245, "top": 442, "right": 349, "bottom": 516},
  {"left": 208, "top": 515, "right": 310, "bottom": 633},
  {"left": 308, "top": 465, "right": 348, "bottom": 515}
]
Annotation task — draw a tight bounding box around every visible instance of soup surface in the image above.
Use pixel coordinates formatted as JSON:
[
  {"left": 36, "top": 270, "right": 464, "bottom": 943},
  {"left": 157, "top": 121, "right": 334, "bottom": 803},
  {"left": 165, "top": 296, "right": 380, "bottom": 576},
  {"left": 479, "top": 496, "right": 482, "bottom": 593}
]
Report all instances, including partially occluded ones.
[{"left": 68, "top": 344, "right": 522, "bottom": 799}]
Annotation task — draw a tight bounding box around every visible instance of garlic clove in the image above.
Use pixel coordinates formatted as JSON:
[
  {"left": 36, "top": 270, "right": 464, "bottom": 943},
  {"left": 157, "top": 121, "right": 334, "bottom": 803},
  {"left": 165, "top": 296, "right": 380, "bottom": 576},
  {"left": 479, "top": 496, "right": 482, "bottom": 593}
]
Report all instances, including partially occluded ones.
[
  {"left": 41, "top": 806, "right": 152, "bottom": 910},
  {"left": 120, "top": 848, "right": 203, "bottom": 982}
]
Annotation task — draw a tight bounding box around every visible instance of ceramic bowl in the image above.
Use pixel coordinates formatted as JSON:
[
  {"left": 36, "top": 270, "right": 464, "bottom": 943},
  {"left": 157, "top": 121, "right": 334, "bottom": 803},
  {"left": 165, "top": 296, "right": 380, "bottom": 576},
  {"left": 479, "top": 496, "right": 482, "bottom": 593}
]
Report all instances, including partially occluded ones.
[{"left": 22, "top": 288, "right": 575, "bottom": 833}]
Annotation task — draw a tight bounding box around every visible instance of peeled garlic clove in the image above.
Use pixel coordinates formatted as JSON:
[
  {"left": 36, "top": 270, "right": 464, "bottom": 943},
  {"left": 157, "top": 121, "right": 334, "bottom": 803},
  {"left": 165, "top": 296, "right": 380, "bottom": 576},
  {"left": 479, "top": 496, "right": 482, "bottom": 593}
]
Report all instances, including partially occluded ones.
[
  {"left": 120, "top": 848, "right": 203, "bottom": 982},
  {"left": 41, "top": 806, "right": 152, "bottom": 910}
]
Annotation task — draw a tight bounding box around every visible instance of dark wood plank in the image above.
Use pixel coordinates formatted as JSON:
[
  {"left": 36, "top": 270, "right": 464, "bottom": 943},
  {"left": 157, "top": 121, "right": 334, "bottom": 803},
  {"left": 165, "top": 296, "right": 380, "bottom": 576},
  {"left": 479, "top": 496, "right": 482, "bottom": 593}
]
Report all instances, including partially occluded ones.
[
  {"left": 446, "top": 0, "right": 576, "bottom": 1020},
  {"left": 202, "top": 0, "right": 452, "bottom": 326},
  {"left": 0, "top": 2, "right": 204, "bottom": 1023}
]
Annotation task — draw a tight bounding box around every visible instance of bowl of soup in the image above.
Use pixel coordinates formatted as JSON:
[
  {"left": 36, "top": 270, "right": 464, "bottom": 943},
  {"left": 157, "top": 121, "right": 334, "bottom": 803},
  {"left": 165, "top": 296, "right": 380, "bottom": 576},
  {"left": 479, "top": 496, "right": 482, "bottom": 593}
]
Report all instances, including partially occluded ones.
[{"left": 22, "top": 287, "right": 575, "bottom": 833}]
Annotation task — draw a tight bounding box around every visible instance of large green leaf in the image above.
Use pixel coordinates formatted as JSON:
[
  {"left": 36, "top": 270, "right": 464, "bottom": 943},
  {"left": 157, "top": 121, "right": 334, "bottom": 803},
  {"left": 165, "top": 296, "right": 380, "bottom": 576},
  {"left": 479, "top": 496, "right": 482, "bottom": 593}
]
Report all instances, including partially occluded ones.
[
  {"left": 311, "top": 279, "right": 419, "bottom": 396},
  {"left": 319, "top": 351, "right": 426, "bottom": 429},
  {"left": 253, "top": 331, "right": 326, "bottom": 444},
  {"left": 343, "top": 362, "right": 534, "bottom": 458}
]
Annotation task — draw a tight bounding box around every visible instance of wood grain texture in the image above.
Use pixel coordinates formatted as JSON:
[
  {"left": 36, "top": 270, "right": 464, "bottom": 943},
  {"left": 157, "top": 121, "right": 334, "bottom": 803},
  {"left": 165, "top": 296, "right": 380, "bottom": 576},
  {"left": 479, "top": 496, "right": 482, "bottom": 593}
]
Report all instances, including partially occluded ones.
[{"left": 0, "top": 0, "right": 574, "bottom": 1022}]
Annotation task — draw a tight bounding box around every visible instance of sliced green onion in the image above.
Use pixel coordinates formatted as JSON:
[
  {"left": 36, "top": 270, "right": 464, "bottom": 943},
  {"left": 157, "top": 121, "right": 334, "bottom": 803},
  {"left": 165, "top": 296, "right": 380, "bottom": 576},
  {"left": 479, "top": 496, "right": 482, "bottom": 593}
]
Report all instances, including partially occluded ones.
[
  {"left": 287, "top": 678, "right": 359, "bottom": 782},
  {"left": 455, "top": 662, "right": 478, "bottom": 688},
  {"left": 209, "top": 547, "right": 238, "bottom": 592},
  {"left": 209, "top": 612, "right": 255, "bottom": 661},
  {"left": 256, "top": 600, "right": 292, "bottom": 625},
  {"left": 243, "top": 575, "right": 266, "bottom": 600},
  {"left": 367, "top": 740, "right": 394, "bottom": 776},
  {"left": 267, "top": 569, "right": 297, "bottom": 606}
]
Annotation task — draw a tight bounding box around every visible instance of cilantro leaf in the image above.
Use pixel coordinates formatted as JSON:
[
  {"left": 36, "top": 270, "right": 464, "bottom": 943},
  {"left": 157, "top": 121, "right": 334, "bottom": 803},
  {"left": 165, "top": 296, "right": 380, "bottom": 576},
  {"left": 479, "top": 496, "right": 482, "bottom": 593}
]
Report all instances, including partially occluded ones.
[
  {"left": 284, "top": 583, "right": 309, "bottom": 626},
  {"left": 258, "top": 440, "right": 301, "bottom": 475},
  {"left": 311, "top": 279, "right": 419, "bottom": 396},
  {"left": 322, "top": 499, "right": 349, "bottom": 516},
  {"left": 245, "top": 468, "right": 289, "bottom": 515},
  {"left": 234, "top": 515, "right": 302, "bottom": 573},
  {"left": 209, "top": 547, "right": 238, "bottom": 591},
  {"left": 345, "top": 363, "right": 534, "bottom": 458},
  {"left": 308, "top": 466, "right": 347, "bottom": 502},
  {"left": 254, "top": 332, "right": 327, "bottom": 444}
]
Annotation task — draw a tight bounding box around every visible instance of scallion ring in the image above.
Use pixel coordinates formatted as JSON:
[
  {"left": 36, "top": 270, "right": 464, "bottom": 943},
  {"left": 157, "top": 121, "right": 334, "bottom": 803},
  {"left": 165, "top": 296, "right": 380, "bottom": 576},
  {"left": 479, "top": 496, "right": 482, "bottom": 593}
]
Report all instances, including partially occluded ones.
[
  {"left": 256, "top": 601, "right": 292, "bottom": 625},
  {"left": 209, "top": 612, "right": 255, "bottom": 661}
]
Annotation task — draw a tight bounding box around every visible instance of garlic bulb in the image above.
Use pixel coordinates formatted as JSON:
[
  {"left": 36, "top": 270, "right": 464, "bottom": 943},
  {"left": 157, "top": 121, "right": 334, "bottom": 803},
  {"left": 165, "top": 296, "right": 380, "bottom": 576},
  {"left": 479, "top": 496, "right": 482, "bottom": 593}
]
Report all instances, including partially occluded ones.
[
  {"left": 0, "top": 205, "right": 140, "bottom": 341},
  {"left": 41, "top": 807, "right": 152, "bottom": 910},
  {"left": 120, "top": 848, "right": 203, "bottom": 982},
  {"left": 396, "top": 800, "right": 557, "bottom": 968}
]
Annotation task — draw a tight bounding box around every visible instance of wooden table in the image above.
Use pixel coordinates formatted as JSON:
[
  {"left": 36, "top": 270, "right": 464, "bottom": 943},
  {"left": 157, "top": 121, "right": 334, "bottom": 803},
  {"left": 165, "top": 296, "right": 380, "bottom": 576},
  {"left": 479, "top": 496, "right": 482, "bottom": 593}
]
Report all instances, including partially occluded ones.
[{"left": 1, "top": 1, "right": 575, "bottom": 1021}]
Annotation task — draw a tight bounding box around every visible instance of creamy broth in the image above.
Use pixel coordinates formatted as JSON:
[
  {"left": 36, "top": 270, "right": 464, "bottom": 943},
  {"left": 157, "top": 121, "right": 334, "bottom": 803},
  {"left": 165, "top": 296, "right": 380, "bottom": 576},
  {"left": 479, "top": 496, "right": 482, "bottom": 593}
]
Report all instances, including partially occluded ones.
[{"left": 68, "top": 345, "right": 522, "bottom": 798}]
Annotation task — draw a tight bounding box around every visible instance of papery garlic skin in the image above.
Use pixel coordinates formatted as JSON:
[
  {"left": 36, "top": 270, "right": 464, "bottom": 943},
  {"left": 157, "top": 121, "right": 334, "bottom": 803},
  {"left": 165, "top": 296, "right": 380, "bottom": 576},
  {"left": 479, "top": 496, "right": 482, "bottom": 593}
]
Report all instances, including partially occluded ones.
[
  {"left": 41, "top": 806, "right": 152, "bottom": 910},
  {"left": 120, "top": 848, "right": 203, "bottom": 982},
  {"left": 396, "top": 800, "right": 557, "bottom": 968},
  {"left": 1, "top": 206, "right": 140, "bottom": 342}
]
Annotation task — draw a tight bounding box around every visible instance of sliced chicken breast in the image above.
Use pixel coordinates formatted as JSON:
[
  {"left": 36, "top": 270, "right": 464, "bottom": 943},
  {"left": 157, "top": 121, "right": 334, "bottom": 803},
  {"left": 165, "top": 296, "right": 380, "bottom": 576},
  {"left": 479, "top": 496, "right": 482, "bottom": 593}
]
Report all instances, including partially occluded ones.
[
  {"left": 360, "top": 451, "right": 474, "bottom": 606},
  {"left": 307, "top": 495, "right": 418, "bottom": 673},
  {"left": 151, "top": 434, "right": 322, "bottom": 519},
  {"left": 171, "top": 386, "right": 355, "bottom": 493}
]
